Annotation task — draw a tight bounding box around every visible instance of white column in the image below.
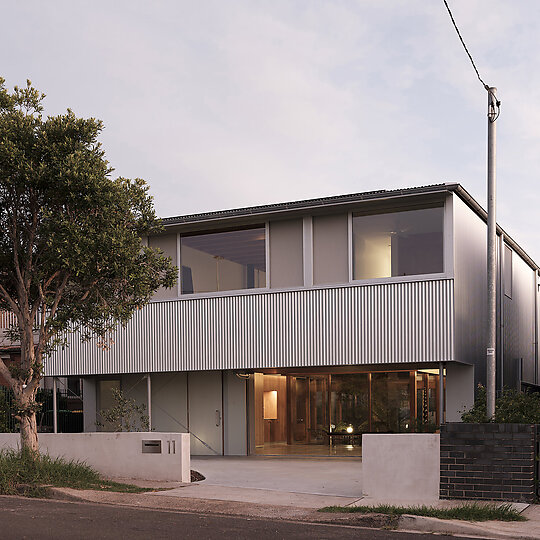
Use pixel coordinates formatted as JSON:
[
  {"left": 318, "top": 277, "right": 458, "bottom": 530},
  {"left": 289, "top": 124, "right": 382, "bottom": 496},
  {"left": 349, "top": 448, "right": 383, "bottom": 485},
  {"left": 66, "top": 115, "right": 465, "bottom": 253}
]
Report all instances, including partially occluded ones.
[
  {"left": 146, "top": 374, "right": 152, "bottom": 431},
  {"left": 439, "top": 362, "right": 445, "bottom": 425},
  {"left": 52, "top": 377, "right": 58, "bottom": 434},
  {"left": 302, "top": 216, "right": 313, "bottom": 286}
]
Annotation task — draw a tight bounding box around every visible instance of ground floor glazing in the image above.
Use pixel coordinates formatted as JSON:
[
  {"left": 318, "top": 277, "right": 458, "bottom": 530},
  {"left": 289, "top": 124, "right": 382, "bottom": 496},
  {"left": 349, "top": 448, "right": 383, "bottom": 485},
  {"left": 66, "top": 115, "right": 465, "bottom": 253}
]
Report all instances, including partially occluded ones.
[
  {"left": 253, "top": 368, "right": 444, "bottom": 456},
  {"left": 65, "top": 363, "right": 450, "bottom": 457}
]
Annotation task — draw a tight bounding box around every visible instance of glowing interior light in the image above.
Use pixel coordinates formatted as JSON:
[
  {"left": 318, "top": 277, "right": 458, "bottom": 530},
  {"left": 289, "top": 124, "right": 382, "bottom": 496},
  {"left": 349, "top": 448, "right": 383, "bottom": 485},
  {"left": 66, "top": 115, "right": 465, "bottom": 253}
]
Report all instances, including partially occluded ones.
[{"left": 346, "top": 426, "right": 353, "bottom": 434}]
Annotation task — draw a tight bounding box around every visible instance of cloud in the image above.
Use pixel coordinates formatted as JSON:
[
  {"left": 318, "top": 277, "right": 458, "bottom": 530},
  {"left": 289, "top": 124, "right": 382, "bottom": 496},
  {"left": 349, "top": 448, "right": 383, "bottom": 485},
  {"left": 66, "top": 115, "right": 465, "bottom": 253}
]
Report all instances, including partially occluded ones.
[{"left": 1, "top": 0, "right": 540, "bottom": 261}]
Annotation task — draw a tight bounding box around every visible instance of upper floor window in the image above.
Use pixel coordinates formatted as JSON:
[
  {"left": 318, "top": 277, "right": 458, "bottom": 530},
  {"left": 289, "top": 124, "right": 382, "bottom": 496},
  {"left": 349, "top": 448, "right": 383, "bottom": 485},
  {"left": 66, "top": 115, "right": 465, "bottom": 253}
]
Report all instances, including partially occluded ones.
[
  {"left": 181, "top": 227, "right": 266, "bottom": 294},
  {"left": 504, "top": 245, "right": 512, "bottom": 298},
  {"left": 352, "top": 206, "right": 444, "bottom": 280}
]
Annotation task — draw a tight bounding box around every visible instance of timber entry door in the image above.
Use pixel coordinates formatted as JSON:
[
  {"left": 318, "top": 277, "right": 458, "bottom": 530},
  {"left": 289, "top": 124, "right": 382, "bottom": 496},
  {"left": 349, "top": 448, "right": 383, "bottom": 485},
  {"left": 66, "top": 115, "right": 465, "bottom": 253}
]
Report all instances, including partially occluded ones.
[
  {"left": 288, "top": 375, "right": 328, "bottom": 444},
  {"left": 290, "top": 377, "right": 308, "bottom": 443}
]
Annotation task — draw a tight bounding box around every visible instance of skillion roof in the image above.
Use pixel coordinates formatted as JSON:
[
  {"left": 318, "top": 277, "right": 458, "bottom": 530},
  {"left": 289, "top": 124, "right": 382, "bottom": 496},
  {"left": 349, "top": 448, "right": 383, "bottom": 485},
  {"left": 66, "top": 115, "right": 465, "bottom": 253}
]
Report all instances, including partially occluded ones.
[{"left": 161, "top": 183, "right": 539, "bottom": 273}]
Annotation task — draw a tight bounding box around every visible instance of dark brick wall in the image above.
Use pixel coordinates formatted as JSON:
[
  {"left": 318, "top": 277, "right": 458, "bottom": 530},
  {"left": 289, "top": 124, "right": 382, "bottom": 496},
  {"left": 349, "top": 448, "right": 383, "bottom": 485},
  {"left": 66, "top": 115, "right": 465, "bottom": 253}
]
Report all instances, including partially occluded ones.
[{"left": 440, "top": 423, "right": 539, "bottom": 503}]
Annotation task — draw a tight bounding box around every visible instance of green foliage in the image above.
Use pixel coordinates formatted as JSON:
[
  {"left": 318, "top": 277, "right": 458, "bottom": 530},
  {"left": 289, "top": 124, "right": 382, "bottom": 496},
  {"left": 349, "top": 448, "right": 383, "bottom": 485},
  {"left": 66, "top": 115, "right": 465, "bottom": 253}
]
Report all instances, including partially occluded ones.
[
  {"left": 0, "top": 78, "right": 177, "bottom": 446},
  {"left": 461, "top": 384, "right": 489, "bottom": 423},
  {"left": 495, "top": 387, "right": 540, "bottom": 423},
  {"left": 461, "top": 384, "right": 540, "bottom": 424},
  {"left": 0, "top": 448, "right": 147, "bottom": 496},
  {"left": 0, "top": 77, "right": 177, "bottom": 348},
  {"left": 319, "top": 502, "right": 526, "bottom": 522},
  {"left": 0, "top": 387, "right": 17, "bottom": 432},
  {"left": 97, "top": 387, "right": 150, "bottom": 432}
]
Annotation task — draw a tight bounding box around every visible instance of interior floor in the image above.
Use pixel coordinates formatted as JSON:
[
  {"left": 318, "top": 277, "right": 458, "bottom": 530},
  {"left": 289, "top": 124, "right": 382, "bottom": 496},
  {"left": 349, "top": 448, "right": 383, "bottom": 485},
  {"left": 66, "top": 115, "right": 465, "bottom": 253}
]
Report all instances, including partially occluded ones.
[{"left": 254, "top": 442, "right": 362, "bottom": 457}]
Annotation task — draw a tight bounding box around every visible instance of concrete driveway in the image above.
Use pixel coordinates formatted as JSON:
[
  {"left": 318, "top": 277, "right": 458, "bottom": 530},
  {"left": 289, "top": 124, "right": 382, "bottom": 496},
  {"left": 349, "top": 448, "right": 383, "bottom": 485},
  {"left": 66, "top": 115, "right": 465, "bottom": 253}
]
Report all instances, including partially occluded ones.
[
  {"left": 191, "top": 456, "right": 363, "bottom": 498},
  {"left": 152, "top": 456, "right": 363, "bottom": 508}
]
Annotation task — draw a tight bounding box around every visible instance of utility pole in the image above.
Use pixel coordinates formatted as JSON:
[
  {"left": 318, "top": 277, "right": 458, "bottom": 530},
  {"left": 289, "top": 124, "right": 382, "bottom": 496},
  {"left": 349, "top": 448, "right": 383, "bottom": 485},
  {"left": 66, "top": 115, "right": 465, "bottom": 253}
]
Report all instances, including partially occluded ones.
[
  {"left": 441, "top": 0, "right": 501, "bottom": 419},
  {"left": 486, "top": 87, "right": 498, "bottom": 419}
]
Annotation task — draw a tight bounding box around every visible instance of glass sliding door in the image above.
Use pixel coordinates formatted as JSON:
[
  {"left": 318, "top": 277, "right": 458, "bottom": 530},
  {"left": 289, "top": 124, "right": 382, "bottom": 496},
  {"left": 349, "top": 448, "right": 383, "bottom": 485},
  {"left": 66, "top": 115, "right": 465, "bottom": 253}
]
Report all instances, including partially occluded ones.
[
  {"left": 308, "top": 376, "right": 328, "bottom": 444},
  {"left": 415, "top": 371, "right": 441, "bottom": 431},
  {"left": 370, "top": 372, "right": 411, "bottom": 433},
  {"left": 330, "top": 374, "right": 370, "bottom": 435},
  {"left": 253, "top": 369, "right": 444, "bottom": 456}
]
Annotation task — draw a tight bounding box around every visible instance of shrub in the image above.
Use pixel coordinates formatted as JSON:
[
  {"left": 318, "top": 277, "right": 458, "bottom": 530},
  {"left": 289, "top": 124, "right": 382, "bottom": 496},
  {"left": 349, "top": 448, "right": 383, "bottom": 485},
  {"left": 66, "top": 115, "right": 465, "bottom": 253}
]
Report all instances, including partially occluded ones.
[
  {"left": 97, "top": 387, "right": 150, "bottom": 432},
  {"left": 462, "top": 384, "right": 540, "bottom": 423}
]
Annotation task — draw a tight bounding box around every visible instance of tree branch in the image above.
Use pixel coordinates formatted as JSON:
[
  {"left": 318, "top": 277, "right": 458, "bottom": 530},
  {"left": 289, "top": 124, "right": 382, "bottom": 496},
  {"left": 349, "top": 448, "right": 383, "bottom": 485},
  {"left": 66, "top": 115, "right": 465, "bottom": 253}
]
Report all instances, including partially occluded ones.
[
  {"left": 0, "top": 357, "right": 19, "bottom": 390},
  {"left": 48, "top": 273, "right": 69, "bottom": 322},
  {"left": 24, "top": 190, "right": 38, "bottom": 281},
  {"left": 37, "top": 272, "right": 70, "bottom": 357},
  {"left": 0, "top": 283, "right": 21, "bottom": 320},
  {"left": 80, "top": 279, "right": 99, "bottom": 301}
]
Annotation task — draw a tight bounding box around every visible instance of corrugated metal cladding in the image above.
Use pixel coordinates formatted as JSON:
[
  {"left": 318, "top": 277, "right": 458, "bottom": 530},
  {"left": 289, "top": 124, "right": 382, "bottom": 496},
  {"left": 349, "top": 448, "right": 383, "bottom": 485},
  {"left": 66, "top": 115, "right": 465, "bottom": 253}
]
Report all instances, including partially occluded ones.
[{"left": 45, "top": 279, "right": 455, "bottom": 376}]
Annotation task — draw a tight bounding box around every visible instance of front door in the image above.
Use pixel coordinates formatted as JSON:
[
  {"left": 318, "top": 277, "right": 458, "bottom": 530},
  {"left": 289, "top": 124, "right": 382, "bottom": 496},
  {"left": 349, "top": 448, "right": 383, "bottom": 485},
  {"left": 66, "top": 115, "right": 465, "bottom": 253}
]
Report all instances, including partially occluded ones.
[
  {"left": 290, "top": 377, "right": 308, "bottom": 443},
  {"left": 188, "top": 371, "right": 223, "bottom": 455},
  {"left": 289, "top": 375, "right": 329, "bottom": 444}
]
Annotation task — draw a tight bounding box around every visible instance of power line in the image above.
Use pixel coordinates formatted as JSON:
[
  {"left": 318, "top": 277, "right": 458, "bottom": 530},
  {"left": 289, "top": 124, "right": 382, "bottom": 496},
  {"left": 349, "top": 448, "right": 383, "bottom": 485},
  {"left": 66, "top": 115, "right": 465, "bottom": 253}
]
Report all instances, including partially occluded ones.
[
  {"left": 442, "top": 0, "right": 500, "bottom": 121},
  {"left": 442, "top": 0, "right": 488, "bottom": 90}
]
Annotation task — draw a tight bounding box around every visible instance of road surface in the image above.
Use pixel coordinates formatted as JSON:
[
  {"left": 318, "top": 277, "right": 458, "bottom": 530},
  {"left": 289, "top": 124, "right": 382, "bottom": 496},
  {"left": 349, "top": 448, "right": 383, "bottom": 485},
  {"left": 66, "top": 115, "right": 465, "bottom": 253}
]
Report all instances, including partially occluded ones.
[{"left": 0, "top": 496, "right": 479, "bottom": 540}]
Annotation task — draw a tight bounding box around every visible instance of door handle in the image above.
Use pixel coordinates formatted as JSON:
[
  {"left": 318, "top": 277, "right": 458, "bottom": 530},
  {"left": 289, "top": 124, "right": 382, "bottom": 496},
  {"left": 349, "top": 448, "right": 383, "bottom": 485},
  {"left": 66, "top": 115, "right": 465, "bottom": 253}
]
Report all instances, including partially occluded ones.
[{"left": 215, "top": 409, "right": 221, "bottom": 427}]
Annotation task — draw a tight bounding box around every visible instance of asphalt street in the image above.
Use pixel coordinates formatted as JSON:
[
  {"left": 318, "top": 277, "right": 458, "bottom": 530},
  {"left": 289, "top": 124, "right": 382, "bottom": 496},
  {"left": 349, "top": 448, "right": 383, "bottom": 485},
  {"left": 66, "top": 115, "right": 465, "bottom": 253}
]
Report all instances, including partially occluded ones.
[{"left": 0, "top": 497, "right": 479, "bottom": 540}]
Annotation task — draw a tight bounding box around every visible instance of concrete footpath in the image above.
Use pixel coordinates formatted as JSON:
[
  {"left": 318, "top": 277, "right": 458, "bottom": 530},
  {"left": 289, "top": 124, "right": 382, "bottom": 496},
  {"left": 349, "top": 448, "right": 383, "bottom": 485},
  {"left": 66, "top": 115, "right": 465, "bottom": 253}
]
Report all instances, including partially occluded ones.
[{"left": 48, "top": 481, "right": 540, "bottom": 540}]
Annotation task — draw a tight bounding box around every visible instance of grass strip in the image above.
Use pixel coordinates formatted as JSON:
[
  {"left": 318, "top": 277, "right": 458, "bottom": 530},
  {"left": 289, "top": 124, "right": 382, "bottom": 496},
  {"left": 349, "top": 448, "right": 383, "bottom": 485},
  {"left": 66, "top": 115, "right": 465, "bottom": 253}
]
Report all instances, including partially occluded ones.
[
  {"left": 319, "top": 502, "right": 527, "bottom": 522},
  {"left": 0, "top": 448, "right": 149, "bottom": 497}
]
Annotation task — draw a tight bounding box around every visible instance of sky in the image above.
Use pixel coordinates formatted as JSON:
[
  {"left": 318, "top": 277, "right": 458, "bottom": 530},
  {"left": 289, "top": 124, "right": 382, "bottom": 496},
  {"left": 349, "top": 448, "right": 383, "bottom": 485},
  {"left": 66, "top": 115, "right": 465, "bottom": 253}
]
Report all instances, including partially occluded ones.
[{"left": 1, "top": 1, "right": 540, "bottom": 261}]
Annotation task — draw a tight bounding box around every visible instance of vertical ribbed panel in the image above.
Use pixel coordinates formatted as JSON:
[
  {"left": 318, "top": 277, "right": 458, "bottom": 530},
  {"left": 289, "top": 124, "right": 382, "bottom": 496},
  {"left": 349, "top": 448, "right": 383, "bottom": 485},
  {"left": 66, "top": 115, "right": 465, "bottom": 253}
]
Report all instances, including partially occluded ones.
[
  {"left": 0, "top": 311, "right": 16, "bottom": 328},
  {"left": 45, "top": 279, "right": 455, "bottom": 376}
]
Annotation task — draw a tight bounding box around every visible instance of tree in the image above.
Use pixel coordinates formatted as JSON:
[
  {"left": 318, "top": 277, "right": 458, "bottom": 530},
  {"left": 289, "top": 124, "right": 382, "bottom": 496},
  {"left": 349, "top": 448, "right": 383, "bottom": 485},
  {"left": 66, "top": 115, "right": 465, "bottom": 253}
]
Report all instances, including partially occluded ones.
[{"left": 0, "top": 79, "right": 177, "bottom": 452}]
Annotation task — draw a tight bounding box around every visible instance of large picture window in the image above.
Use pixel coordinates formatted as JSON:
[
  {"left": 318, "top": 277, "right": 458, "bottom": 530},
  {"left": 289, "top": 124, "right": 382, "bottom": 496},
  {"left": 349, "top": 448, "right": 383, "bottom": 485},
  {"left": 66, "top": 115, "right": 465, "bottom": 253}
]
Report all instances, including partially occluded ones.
[
  {"left": 181, "top": 227, "right": 266, "bottom": 294},
  {"left": 353, "top": 206, "right": 444, "bottom": 280}
]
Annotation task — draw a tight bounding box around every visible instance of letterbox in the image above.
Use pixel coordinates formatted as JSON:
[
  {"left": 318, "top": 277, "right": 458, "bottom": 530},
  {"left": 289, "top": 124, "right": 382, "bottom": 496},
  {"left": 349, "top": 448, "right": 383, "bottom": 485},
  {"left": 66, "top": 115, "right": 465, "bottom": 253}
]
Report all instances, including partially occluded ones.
[{"left": 141, "top": 440, "right": 162, "bottom": 454}]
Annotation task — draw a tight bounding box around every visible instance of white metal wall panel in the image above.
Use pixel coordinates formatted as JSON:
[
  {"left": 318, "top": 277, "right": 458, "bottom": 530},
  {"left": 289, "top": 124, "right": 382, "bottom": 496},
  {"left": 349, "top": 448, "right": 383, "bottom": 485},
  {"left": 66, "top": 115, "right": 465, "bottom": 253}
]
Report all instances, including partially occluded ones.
[{"left": 45, "top": 279, "right": 455, "bottom": 376}]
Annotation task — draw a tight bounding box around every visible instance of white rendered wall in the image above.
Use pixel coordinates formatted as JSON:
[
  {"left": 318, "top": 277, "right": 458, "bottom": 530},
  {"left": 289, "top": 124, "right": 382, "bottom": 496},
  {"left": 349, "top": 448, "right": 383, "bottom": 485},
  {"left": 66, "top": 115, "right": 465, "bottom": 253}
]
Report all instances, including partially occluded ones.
[
  {"left": 445, "top": 362, "right": 474, "bottom": 422},
  {"left": 223, "top": 371, "right": 248, "bottom": 455},
  {"left": 362, "top": 434, "right": 440, "bottom": 503},
  {"left": 150, "top": 372, "right": 189, "bottom": 433},
  {"left": 82, "top": 377, "right": 97, "bottom": 432},
  {"left": 0, "top": 432, "right": 190, "bottom": 482},
  {"left": 453, "top": 195, "right": 488, "bottom": 384}
]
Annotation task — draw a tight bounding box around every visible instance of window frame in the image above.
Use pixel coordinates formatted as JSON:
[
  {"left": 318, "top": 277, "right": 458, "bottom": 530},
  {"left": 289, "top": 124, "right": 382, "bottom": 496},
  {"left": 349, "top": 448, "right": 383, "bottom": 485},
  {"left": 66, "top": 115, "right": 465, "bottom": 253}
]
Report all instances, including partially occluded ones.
[
  {"left": 504, "top": 245, "right": 513, "bottom": 299},
  {"left": 177, "top": 223, "right": 269, "bottom": 297},
  {"left": 348, "top": 203, "right": 448, "bottom": 285}
]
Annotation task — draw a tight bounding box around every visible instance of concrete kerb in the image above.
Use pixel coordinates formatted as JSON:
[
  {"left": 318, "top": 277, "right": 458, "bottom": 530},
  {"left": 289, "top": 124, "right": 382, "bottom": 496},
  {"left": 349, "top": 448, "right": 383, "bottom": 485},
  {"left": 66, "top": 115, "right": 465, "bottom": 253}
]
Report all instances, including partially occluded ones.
[
  {"left": 399, "top": 514, "right": 539, "bottom": 540},
  {"left": 41, "top": 487, "right": 540, "bottom": 540}
]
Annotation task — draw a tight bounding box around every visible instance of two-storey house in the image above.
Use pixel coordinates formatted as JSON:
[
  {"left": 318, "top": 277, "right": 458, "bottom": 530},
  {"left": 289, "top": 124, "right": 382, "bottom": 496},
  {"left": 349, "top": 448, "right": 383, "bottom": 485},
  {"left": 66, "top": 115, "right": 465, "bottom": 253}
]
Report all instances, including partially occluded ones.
[{"left": 40, "top": 183, "right": 540, "bottom": 455}]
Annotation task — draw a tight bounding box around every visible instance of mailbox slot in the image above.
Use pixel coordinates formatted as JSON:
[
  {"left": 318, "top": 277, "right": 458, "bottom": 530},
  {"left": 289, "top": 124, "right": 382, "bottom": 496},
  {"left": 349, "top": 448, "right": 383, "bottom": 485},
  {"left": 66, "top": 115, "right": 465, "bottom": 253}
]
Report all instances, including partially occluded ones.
[{"left": 142, "top": 440, "right": 162, "bottom": 454}]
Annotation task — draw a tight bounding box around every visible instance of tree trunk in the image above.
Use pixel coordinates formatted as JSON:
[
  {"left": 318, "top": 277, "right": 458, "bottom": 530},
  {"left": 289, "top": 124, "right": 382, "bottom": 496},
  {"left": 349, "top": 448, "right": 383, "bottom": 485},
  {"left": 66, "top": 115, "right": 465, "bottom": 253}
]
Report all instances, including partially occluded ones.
[
  {"left": 14, "top": 387, "right": 40, "bottom": 454},
  {"left": 20, "top": 411, "right": 39, "bottom": 453},
  {"left": 15, "top": 322, "right": 41, "bottom": 454}
]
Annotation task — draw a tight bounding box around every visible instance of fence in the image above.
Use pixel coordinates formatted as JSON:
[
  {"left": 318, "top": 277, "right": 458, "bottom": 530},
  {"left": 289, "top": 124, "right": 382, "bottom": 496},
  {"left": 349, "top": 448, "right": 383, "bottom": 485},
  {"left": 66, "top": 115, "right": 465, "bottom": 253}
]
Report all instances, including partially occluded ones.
[
  {"left": 440, "top": 423, "right": 539, "bottom": 503},
  {"left": 0, "top": 311, "right": 16, "bottom": 329},
  {"left": 0, "top": 388, "right": 83, "bottom": 434}
]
